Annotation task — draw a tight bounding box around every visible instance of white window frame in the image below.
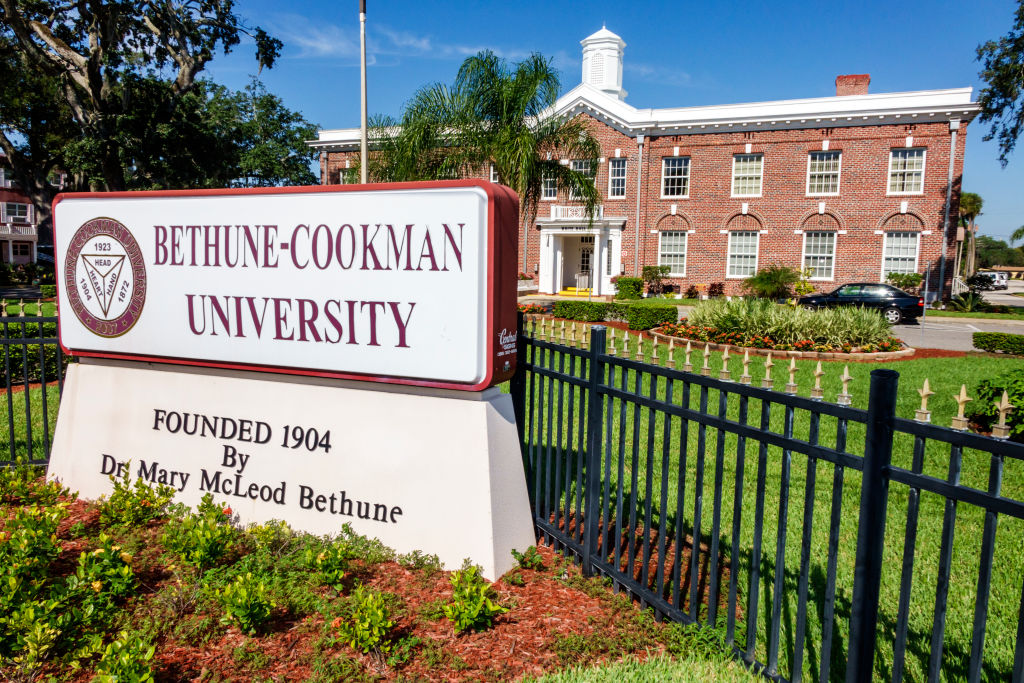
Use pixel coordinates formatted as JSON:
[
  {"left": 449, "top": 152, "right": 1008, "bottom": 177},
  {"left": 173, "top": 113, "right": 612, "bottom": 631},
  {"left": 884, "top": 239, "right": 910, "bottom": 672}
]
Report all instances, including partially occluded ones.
[
  {"left": 3, "top": 202, "right": 31, "bottom": 223},
  {"left": 608, "top": 158, "right": 627, "bottom": 199},
  {"left": 569, "top": 160, "right": 594, "bottom": 201},
  {"left": 660, "top": 157, "right": 691, "bottom": 198},
  {"left": 726, "top": 230, "right": 760, "bottom": 278},
  {"left": 731, "top": 153, "right": 763, "bottom": 197},
  {"left": 881, "top": 231, "right": 920, "bottom": 276},
  {"left": 658, "top": 230, "right": 688, "bottom": 276},
  {"left": 887, "top": 148, "right": 926, "bottom": 195},
  {"left": 801, "top": 231, "right": 837, "bottom": 280},
  {"left": 805, "top": 151, "right": 841, "bottom": 196},
  {"left": 12, "top": 242, "right": 30, "bottom": 257},
  {"left": 541, "top": 173, "right": 556, "bottom": 200}
]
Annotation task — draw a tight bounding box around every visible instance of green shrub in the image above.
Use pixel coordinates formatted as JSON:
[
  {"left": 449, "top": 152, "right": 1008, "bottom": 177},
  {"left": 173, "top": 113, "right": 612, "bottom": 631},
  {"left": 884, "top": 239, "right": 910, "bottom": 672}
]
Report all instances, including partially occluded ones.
[
  {"left": 305, "top": 538, "right": 353, "bottom": 590},
  {"left": 970, "top": 366, "right": 1024, "bottom": 440},
  {"left": 641, "top": 265, "right": 670, "bottom": 295},
  {"left": 93, "top": 631, "right": 156, "bottom": 682},
  {"left": 39, "top": 285, "right": 56, "bottom": 298},
  {"left": 0, "top": 321, "right": 63, "bottom": 385},
  {"left": 218, "top": 572, "right": 275, "bottom": 634},
  {"left": 98, "top": 466, "right": 176, "bottom": 527},
  {"left": 335, "top": 586, "right": 395, "bottom": 654},
  {"left": 742, "top": 264, "right": 801, "bottom": 299},
  {"left": 974, "top": 332, "right": 1024, "bottom": 355},
  {"left": 511, "top": 546, "right": 544, "bottom": 571},
  {"left": 950, "top": 292, "right": 988, "bottom": 312},
  {"left": 161, "top": 494, "right": 237, "bottom": 569},
  {"left": 0, "top": 457, "right": 69, "bottom": 506},
  {"left": 613, "top": 276, "right": 643, "bottom": 299},
  {"left": 68, "top": 533, "right": 137, "bottom": 604},
  {"left": 551, "top": 301, "right": 609, "bottom": 322},
  {"left": 619, "top": 303, "right": 677, "bottom": 330},
  {"left": 886, "top": 272, "right": 924, "bottom": 292},
  {"left": 443, "top": 562, "right": 508, "bottom": 632},
  {"left": 966, "top": 273, "right": 996, "bottom": 292}
]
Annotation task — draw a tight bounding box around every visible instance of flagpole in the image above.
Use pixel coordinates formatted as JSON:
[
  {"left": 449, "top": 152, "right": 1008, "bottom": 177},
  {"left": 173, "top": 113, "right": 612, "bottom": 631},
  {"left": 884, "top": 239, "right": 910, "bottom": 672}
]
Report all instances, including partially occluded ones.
[{"left": 359, "top": 0, "right": 368, "bottom": 184}]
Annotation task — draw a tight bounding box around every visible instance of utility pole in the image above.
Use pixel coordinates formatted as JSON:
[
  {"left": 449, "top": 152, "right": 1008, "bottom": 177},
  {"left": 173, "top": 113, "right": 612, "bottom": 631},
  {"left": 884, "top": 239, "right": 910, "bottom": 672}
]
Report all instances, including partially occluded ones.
[{"left": 359, "top": 0, "right": 368, "bottom": 184}]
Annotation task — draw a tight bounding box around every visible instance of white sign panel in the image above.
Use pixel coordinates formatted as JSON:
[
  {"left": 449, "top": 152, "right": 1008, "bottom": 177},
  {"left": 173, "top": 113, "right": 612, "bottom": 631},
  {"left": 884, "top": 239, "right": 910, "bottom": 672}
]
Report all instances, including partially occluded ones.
[{"left": 53, "top": 183, "right": 519, "bottom": 390}]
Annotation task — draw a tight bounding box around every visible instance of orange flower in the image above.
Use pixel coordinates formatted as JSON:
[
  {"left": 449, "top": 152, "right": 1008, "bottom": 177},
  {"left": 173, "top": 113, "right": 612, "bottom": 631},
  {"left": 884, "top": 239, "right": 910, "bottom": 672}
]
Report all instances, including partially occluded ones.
[{"left": 223, "top": 507, "right": 232, "bottom": 516}]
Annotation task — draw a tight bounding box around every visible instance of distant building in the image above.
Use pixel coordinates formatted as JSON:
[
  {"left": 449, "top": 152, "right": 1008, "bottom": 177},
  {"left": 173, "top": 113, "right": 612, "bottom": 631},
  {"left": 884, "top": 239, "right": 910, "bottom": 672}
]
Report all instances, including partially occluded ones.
[
  {"left": 0, "top": 156, "right": 57, "bottom": 265},
  {"left": 310, "top": 27, "right": 979, "bottom": 298}
]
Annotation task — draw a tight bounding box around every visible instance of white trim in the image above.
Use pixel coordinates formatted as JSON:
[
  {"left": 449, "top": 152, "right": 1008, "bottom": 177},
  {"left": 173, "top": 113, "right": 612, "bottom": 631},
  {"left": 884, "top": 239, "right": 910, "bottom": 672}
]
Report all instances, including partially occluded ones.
[
  {"left": 880, "top": 231, "right": 921, "bottom": 277},
  {"left": 541, "top": 173, "right": 557, "bottom": 201},
  {"left": 805, "top": 150, "right": 842, "bottom": 196},
  {"left": 886, "top": 148, "right": 926, "bottom": 196},
  {"left": 660, "top": 156, "right": 690, "bottom": 198},
  {"left": 607, "top": 157, "right": 627, "bottom": 199},
  {"left": 801, "top": 230, "right": 837, "bottom": 281},
  {"left": 726, "top": 230, "right": 760, "bottom": 278},
  {"left": 731, "top": 153, "right": 763, "bottom": 198},
  {"left": 658, "top": 229, "right": 687, "bottom": 277}
]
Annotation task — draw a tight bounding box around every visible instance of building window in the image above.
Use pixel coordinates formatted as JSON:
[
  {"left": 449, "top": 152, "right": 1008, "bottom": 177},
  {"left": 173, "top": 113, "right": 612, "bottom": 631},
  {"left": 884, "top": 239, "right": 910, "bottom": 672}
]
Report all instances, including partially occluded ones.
[
  {"left": 883, "top": 232, "right": 919, "bottom": 275},
  {"left": 608, "top": 158, "right": 626, "bottom": 198},
  {"left": 731, "top": 154, "right": 763, "bottom": 197},
  {"left": 606, "top": 239, "right": 613, "bottom": 276},
  {"left": 12, "top": 243, "right": 30, "bottom": 256},
  {"left": 659, "top": 231, "right": 688, "bottom": 276},
  {"left": 661, "top": 157, "right": 690, "bottom": 197},
  {"left": 489, "top": 164, "right": 501, "bottom": 184},
  {"left": 542, "top": 173, "right": 556, "bottom": 200},
  {"left": 807, "top": 151, "right": 841, "bottom": 195},
  {"left": 802, "top": 231, "right": 836, "bottom": 279},
  {"left": 569, "top": 160, "right": 593, "bottom": 200},
  {"left": 4, "top": 203, "right": 30, "bottom": 223},
  {"left": 888, "top": 149, "right": 925, "bottom": 194},
  {"left": 727, "top": 231, "right": 759, "bottom": 277}
]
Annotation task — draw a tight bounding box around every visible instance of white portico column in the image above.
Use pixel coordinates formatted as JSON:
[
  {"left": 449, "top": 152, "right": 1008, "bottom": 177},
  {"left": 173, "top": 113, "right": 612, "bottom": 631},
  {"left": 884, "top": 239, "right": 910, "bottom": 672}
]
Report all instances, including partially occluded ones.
[
  {"left": 31, "top": 241, "right": 37, "bottom": 262},
  {"left": 593, "top": 232, "right": 604, "bottom": 297},
  {"left": 5, "top": 240, "right": 12, "bottom": 264}
]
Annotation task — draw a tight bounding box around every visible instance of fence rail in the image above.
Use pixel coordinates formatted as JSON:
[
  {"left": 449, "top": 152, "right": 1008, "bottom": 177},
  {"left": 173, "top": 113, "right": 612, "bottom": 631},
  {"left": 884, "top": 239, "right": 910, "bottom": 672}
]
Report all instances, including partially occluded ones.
[{"left": 511, "top": 315, "right": 1024, "bottom": 682}]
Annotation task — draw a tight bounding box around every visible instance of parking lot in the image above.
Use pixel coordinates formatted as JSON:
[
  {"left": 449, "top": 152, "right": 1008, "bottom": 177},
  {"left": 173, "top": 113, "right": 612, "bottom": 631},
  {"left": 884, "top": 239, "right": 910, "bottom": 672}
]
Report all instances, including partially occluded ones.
[{"left": 893, "top": 315, "right": 1024, "bottom": 351}]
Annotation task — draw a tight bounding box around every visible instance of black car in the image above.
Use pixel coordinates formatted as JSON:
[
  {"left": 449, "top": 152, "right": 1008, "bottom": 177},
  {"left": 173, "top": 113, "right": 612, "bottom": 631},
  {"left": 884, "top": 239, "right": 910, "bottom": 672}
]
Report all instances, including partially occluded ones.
[{"left": 798, "top": 283, "right": 923, "bottom": 324}]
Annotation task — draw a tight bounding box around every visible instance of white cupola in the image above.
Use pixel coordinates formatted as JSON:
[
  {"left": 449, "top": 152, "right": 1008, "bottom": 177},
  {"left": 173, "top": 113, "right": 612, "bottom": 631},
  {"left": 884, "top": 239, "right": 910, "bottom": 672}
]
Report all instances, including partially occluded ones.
[{"left": 581, "top": 25, "right": 627, "bottom": 100}]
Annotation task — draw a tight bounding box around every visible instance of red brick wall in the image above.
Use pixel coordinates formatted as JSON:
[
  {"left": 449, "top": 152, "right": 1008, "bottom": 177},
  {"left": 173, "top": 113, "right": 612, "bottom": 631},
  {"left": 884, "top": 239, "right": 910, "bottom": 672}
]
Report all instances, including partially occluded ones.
[{"left": 319, "top": 113, "right": 966, "bottom": 296}]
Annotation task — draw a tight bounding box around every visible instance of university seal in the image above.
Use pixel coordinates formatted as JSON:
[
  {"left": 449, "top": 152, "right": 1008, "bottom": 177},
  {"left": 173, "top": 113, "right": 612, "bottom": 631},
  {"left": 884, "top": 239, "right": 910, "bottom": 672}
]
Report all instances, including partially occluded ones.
[{"left": 64, "top": 218, "right": 147, "bottom": 338}]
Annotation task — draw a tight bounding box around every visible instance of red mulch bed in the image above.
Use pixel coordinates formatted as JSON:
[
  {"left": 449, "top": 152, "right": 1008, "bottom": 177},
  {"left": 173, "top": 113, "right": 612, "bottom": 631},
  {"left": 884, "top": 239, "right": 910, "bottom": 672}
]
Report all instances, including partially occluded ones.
[
  {"left": 0, "top": 379, "right": 61, "bottom": 396},
  {"left": 13, "top": 495, "right": 701, "bottom": 682}
]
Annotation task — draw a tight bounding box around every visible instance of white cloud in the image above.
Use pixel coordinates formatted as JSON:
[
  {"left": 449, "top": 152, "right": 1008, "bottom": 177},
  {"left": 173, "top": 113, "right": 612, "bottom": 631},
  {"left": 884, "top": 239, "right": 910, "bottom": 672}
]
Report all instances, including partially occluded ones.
[{"left": 625, "top": 62, "right": 692, "bottom": 87}]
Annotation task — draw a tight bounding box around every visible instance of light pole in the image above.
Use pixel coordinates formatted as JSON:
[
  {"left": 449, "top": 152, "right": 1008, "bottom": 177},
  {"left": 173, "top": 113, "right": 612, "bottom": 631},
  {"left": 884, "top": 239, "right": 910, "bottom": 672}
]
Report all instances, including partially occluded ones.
[{"left": 359, "top": 0, "right": 368, "bottom": 184}]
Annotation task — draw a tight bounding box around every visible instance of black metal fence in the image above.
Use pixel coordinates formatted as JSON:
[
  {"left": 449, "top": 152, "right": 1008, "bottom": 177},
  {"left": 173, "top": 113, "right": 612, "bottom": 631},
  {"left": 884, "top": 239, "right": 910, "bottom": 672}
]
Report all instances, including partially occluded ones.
[
  {"left": 1, "top": 315, "right": 68, "bottom": 465},
  {"left": 510, "top": 318, "right": 1024, "bottom": 682}
]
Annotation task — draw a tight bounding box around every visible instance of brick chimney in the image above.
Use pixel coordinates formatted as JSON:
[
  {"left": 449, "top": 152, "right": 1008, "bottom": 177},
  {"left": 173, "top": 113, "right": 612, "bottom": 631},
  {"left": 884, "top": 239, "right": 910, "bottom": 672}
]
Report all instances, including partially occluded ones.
[{"left": 836, "top": 74, "right": 870, "bottom": 96}]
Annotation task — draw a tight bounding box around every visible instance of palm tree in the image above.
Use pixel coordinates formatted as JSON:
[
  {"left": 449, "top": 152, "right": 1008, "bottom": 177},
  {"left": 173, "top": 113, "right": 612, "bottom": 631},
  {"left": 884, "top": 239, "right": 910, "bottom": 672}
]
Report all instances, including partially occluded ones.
[
  {"left": 368, "top": 51, "right": 602, "bottom": 272},
  {"left": 1011, "top": 225, "right": 1024, "bottom": 245},
  {"left": 958, "top": 192, "right": 984, "bottom": 276}
]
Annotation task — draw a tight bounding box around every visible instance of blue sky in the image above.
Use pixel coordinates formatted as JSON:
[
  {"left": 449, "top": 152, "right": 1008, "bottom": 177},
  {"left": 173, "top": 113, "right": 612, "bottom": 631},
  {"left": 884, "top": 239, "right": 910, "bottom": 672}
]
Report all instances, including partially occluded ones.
[{"left": 207, "top": 0, "right": 1023, "bottom": 242}]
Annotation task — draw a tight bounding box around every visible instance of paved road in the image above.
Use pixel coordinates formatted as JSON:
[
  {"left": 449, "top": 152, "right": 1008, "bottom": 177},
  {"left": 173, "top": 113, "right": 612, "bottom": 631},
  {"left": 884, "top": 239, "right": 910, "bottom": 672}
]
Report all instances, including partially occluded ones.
[
  {"left": 984, "top": 277, "right": 1024, "bottom": 307},
  {"left": 893, "top": 315, "right": 1024, "bottom": 351}
]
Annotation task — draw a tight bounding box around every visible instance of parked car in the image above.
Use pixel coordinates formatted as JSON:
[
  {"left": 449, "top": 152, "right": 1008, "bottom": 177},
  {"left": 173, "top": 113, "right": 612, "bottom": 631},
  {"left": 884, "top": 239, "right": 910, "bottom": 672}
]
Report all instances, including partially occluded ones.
[
  {"left": 977, "top": 271, "right": 1009, "bottom": 290},
  {"left": 798, "top": 283, "right": 923, "bottom": 324}
]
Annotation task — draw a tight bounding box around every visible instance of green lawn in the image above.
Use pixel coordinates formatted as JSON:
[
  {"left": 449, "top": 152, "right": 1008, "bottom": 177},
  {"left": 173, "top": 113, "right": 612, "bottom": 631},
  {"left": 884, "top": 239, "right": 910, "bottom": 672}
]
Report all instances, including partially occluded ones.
[
  {"left": 530, "top": 654, "right": 759, "bottom": 682},
  {"left": 2, "top": 381, "right": 61, "bottom": 463},
  {"left": 517, "top": 330, "right": 1024, "bottom": 681},
  {"left": 926, "top": 309, "right": 1024, "bottom": 320}
]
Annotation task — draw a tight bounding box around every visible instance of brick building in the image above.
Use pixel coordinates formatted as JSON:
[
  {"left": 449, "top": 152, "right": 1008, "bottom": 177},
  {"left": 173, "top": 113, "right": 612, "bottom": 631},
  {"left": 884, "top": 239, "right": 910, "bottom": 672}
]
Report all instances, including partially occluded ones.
[
  {"left": 310, "top": 27, "right": 979, "bottom": 298},
  {"left": 0, "top": 155, "right": 46, "bottom": 265}
]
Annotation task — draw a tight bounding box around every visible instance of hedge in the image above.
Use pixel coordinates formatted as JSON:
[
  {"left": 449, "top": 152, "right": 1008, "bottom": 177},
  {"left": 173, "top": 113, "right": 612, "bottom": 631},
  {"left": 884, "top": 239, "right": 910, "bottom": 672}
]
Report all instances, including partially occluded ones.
[
  {"left": 974, "top": 332, "right": 1024, "bottom": 355},
  {"left": 550, "top": 301, "right": 678, "bottom": 330},
  {"left": 40, "top": 285, "right": 56, "bottom": 298},
  {"left": 614, "top": 277, "right": 643, "bottom": 299},
  {"left": 0, "top": 321, "right": 64, "bottom": 385}
]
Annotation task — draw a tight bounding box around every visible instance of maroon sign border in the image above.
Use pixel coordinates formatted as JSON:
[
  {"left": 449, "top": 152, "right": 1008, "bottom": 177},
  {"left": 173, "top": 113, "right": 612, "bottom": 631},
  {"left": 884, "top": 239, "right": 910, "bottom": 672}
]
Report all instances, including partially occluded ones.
[{"left": 52, "top": 180, "right": 520, "bottom": 391}]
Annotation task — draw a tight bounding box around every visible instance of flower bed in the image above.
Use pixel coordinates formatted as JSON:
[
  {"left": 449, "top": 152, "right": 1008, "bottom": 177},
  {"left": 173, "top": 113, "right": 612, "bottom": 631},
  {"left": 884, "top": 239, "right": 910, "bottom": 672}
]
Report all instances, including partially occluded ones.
[{"left": 656, "top": 320, "right": 905, "bottom": 354}]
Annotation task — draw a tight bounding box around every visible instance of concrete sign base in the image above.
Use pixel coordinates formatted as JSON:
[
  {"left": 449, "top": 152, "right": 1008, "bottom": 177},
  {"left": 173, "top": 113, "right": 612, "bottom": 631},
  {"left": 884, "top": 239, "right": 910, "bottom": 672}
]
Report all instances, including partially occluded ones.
[{"left": 47, "top": 359, "right": 536, "bottom": 580}]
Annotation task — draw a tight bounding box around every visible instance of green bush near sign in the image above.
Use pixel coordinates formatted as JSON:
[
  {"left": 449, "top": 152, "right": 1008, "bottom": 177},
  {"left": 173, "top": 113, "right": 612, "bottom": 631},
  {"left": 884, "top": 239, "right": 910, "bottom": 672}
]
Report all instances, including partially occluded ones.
[
  {"left": 0, "top": 321, "right": 63, "bottom": 386},
  {"left": 40, "top": 285, "right": 57, "bottom": 298},
  {"left": 973, "top": 331, "right": 1024, "bottom": 355},
  {"left": 551, "top": 301, "right": 678, "bottom": 330},
  {"left": 612, "top": 277, "right": 643, "bottom": 299}
]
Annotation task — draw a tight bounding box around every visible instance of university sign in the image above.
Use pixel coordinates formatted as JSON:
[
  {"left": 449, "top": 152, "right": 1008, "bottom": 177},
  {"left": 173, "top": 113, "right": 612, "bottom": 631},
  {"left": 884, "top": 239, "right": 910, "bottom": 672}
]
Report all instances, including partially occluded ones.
[
  {"left": 54, "top": 181, "right": 520, "bottom": 389},
  {"left": 48, "top": 182, "right": 535, "bottom": 579}
]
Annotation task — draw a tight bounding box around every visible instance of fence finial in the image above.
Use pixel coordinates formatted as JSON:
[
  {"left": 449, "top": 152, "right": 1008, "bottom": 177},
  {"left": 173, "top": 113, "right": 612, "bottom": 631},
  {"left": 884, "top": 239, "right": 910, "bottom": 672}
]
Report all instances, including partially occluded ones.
[
  {"left": 717, "top": 346, "right": 730, "bottom": 380},
  {"left": 570, "top": 321, "right": 577, "bottom": 347},
  {"left": 740, "top": 349, "right": 752, "bottom": 385},
  {"left": 762, "top": 352, "right": 774, "bottom": 389},
  {"left": 811, "top": 361, "right": 825, "bottom": 399},
  {"left": 993, "top": 391, "right": 1015, "bottom": 439},
  {"left": 837, "top": 366, "right": 853, "bottom": 406},
  {"left": 951, "top": 384, "right": 971, "bottom": 430},
  {"left": 701, "top": 343, "right": 712, "bottom": 376},
  {"left": 560, "top": 320, "right": 566, "bottom": 343},
  {"left": 785, "top": 357, "right": 798, "bottom": 394},
  {"left": 683, "top": 341, "right": 693, "bottom": 373},
  {"left": 609, "top": 330, "right": 618, "bottom": 356},
  {"left": 915, "top": 378, "right": 935, "bottom": 423},
  {"left": 583, "top": 324, "right": 590, "bottom": 348},
  {"left": 623, "top": 331, "right": 630, "bottom": 357},
  {"left": 652, "top": 335, "right": 660, "bottom": 365},
  {"left": 635, "top": 333, "right": 644, "bottom": 362},
  {"left": 667, "top": 338, "right": 676, "bottom": 369}
]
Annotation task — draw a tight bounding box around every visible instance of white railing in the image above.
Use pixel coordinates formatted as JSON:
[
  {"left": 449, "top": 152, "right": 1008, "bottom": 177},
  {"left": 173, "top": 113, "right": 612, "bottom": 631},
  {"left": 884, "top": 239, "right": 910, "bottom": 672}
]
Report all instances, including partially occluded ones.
[
  {"left": 952, "top": 277, "right": 969, "bottom": 297},
  {"left": 550, "top": 205, "right": 604, "bottom": 220},
  {"left": 0, "top": 223, "right": 37, "bottom": 236}
]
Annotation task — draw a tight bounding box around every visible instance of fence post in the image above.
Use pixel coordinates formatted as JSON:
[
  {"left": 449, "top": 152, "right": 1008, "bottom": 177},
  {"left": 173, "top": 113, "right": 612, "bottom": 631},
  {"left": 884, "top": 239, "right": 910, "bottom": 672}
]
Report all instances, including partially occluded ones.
[
  {"left": 582, "top": 325, "right": 607, "bottom": 577},
  {"left": 846, "top": 368, "right": 899, "bottom": 683},
  {"left": 511, "top": 311, "right": 526, "bottom": 444}
]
